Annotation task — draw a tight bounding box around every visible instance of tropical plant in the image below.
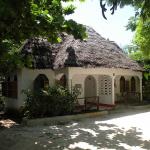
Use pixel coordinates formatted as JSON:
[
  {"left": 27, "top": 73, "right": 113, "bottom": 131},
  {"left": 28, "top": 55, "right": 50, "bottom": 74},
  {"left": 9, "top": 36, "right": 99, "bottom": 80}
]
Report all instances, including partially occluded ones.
[
  {"left": 0, "top": 0, "right": 86, "bottom": 43},
  {"left": 23, "top": 86, "right": 78, "bottom": 118},
  {"left": 100, "top": 0, "right": 150, "bottom": 20},
  {"left": 0, "top": 0, "right": 87, "bottom": 77}
]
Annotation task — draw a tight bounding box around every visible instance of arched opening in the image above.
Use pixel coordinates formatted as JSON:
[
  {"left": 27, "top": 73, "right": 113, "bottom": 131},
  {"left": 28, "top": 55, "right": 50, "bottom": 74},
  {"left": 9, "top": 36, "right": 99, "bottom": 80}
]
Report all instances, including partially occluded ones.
[
  {"left": 131, "top": 76, "right": 136, "bottom": 92},
  {"left": 14, "top": 75, "right": 17, "bottom": 81},
  {"left": 120, "top": 76, "right": 125, "bottom": 93},
  {"left": 59, "top": 75, "right": 67, "bottom": 87},
  {"left": 33, "top": 74, "right": 49, "bottom": 92},
  {"left": 84, "top": 75, "right": 96, "bottom": 97}
]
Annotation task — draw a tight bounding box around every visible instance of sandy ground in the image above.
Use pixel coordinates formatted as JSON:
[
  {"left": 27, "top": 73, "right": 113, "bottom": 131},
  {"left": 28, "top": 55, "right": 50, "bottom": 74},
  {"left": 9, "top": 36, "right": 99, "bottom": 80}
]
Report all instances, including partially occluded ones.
[{"left": 0, "top": 109, "right": 150, "bottom": 150}]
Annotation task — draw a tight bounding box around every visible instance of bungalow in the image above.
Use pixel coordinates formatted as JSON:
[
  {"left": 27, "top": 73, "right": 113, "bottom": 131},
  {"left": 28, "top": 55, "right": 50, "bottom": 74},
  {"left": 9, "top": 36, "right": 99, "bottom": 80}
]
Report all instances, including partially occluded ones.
[{"left": 2, "top": 26, "right": 143, "bottom": 109}]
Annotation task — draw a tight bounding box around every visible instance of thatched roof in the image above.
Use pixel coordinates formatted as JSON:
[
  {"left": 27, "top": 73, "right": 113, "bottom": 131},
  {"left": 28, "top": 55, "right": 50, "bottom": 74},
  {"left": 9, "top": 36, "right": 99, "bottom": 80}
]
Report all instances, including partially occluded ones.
[{"left": 22, "top": 26, "right": 143, "bottom": 71}]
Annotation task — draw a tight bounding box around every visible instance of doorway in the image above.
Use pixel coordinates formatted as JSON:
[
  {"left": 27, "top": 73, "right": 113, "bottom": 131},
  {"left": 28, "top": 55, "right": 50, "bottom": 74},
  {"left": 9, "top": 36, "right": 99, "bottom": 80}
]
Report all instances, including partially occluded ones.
[{"left": 84, "top": 75, "right": 96, "bottom": 97}]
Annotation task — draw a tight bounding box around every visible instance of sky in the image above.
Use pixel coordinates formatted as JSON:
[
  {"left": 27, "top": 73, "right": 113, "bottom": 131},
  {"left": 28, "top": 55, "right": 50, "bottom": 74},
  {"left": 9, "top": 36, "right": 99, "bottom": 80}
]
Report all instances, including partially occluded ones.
[{"left": 65, "top": 0, "right": 135, "bottom": 47}]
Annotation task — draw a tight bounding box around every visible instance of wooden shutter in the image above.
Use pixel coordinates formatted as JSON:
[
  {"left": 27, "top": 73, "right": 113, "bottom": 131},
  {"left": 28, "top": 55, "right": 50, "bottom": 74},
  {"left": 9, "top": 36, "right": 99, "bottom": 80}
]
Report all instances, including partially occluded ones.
[{"left": 2, "top": 81, "right": 17, "bottom": 98}]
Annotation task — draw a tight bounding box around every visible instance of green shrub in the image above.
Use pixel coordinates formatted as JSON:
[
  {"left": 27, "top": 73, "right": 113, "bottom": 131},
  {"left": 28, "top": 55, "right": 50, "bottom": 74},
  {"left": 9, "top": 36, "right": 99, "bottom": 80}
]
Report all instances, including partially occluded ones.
[
  {"left": 5, "top": 107, "right": 25, "bottom": 121},
  {"left": 23, "top": 86, "right": 78, "bottom": 118}
]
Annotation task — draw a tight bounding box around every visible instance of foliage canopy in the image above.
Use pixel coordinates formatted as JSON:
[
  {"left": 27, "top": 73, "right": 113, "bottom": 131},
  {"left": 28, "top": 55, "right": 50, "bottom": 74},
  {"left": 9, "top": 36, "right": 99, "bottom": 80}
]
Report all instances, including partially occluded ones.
[
  {"left": 0, "top": 0, "right": 86, "bottom": 43},
  {"left": 0, "top": 0, "right": 86, "bottom": 76},
  {"left": 100, "top": 0, "right": 150, "bottom": 20}
]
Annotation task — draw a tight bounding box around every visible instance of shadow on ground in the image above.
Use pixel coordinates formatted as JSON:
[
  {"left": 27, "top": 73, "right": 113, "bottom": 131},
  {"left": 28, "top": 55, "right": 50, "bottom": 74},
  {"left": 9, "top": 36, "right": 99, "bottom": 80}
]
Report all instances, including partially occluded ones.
[
  {"left": 0, "top": 109, "right": 150, "bottom": 150},
  {"left": 34, "top": 121, "right": 150, "bottom": 149}
]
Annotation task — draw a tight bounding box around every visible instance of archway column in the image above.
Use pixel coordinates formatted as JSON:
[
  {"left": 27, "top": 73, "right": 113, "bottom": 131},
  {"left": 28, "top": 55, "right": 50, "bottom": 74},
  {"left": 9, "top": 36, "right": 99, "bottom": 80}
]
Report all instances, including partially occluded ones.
[
  {"left": 67, "top": 77, "right": 72, "bottom": 92},
  {"left": 139, "top": 77, "right": 143, "bottom": 101},
  {"left": 111, "top": 75, "right": 115, "bottom": 105}
]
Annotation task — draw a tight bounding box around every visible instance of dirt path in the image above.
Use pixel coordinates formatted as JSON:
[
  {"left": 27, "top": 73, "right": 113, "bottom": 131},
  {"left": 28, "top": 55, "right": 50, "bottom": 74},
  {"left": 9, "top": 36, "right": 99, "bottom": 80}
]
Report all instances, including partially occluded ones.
[{"left": 0, "top": 109, "right": 150, "bottom": 150}]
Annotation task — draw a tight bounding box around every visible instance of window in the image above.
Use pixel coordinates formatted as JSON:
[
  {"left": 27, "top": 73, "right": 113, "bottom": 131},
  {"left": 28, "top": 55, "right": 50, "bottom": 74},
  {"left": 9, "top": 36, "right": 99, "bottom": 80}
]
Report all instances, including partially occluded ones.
[
  {"left": 99, "top": 75, "right": 112, "bottom": 95},
  {"left": 131, "top": 77, "right": 136, "bottom": 92},
  {"left": 59, "top": 75, "right": 67, "bottom": 87},
  {"left": 34, "top": 74, "right": 49, "bottom": 92},
  {"left": 2, "top": 81, "right": 17, "bottom": 98}
]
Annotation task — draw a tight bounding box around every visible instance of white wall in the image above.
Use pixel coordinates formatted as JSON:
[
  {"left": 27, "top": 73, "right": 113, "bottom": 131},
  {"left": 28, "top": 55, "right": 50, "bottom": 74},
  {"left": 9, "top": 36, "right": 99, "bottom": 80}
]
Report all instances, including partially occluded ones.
[
  {"left": 71, "top": 74, "right": 99, "bottom": 105},
  {"left": 68, "top": 67, "right": 143, "bottom": 105},
  {"left": 5, "top": 67, "right": 143, "bottom": 108},
  {"left": 68, "top": 67, "right": 142, "bottom": 78},
  {"left": 55, "top": 68, "right": 69, "bottom": 87},
  {"left": 18, "top": 68, "right": 55, "bottom": 107}
]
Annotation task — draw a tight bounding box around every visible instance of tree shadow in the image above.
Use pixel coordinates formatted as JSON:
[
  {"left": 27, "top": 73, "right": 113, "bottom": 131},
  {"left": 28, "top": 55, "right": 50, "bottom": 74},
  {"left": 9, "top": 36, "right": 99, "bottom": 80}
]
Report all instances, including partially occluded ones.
[
  {"left": 1, "top": 111, "right": 150, "bottom": 150},
  {"left": 32, "top": 112, "right": 150, "bottom": 150}
]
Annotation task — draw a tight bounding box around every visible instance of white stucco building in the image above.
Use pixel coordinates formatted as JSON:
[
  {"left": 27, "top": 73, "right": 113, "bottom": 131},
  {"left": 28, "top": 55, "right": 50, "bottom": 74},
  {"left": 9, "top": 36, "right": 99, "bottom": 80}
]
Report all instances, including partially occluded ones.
[{"left": 2, "top": 27, "right": 143, "bottom": 109}]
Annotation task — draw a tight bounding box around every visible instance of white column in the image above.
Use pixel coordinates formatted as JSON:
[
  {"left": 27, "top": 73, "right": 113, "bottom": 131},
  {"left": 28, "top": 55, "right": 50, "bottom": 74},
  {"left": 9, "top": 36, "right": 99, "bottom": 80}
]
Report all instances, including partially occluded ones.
[
  {"left": 139, "top": 77, "right": 143, "bottom": 101},
  {"left": 96, "top": 75, "right": 99, "bottom": 97},
  {"left": 67, "top": 67, "right": 72, "bottom": 93},
  {"left": 67, "top": 78, "right": 72, "bottom": 92},
  {"left": 112, "top": 75, "right": 115, "bottom": 105}
]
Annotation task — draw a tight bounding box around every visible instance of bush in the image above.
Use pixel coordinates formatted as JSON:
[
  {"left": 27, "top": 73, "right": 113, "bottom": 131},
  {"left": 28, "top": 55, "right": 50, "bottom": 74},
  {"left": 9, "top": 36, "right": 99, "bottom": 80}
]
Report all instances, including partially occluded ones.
[
  {"left": 5, "top": 107, "right": 25, "bottom": 122},
  {"left": 23, "top": 86, "right": 78, "bottom": 118}
]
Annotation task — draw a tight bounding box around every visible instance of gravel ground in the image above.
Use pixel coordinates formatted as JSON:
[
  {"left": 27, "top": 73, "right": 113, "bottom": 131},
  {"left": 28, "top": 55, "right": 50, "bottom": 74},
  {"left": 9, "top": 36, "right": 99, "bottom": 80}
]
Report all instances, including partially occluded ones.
[{"left": 0, "top": 109, "right": 150, "bottom": 150}]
